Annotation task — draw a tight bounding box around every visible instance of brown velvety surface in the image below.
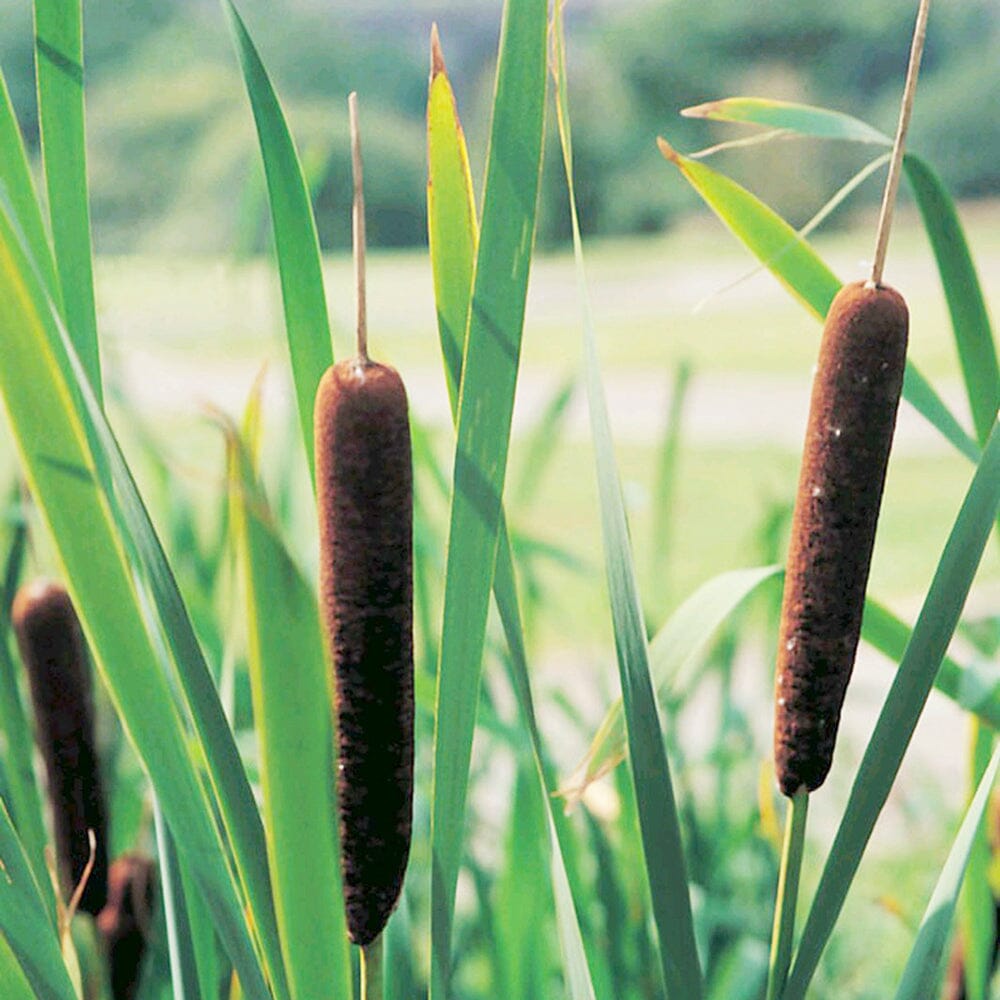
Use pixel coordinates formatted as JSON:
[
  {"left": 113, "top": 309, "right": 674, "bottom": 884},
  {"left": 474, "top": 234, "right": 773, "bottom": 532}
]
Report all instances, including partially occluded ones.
[
  {"left": 315, "top": 357, "right": 414, "bottom": 946},
  {"left": 12, "top": 579, "right": 109, "bottom": 915},
  {"left": 96, "top": 854, "right": 156, "bottom": 1000},
  {"left": 774, "top": 282, "right": 908, "bottom": 797}
]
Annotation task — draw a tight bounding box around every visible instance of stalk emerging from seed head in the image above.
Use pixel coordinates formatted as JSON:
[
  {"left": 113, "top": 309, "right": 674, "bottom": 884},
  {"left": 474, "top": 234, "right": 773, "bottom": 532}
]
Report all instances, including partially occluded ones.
[
  {"left": 12, "top": 579, "right": 109, "bottom": 916},
  {"left": 316, "top": 92, "right": 414, "bottom": 948}
]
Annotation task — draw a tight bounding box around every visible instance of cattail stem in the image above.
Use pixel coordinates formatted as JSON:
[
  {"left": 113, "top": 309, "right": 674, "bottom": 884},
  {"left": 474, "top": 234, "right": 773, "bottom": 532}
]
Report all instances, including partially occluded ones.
[
  {"left": 361, "top": 934, "right": 384, "bottom": 1000},
  {"left": 868, "top": 0, "right": 931, "bottom": 287},
  {"left": 766, "top": 787, "right": 809, "bottom": 1000},
  {"left": 349, "top": 91, "right": 369, "bottom": 363}
]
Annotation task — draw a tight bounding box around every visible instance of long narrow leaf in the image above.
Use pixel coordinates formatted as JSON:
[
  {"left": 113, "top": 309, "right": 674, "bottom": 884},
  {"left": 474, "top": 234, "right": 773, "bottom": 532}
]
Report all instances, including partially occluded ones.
[
  {"left": 154, "top": 800, "right": 204, "bottom": 1000},
  {"left": 564, "top": 565, "right": 781, "bottom": 803},
  {"left": 657, "top": 139, "right": 981, "bottom": 463},
  {"left": 861, "top": 599, "right": 1000, "bottom": 730},
  {"left": 227, "top": 422, "right": 351, "bottom": 1000},
  {"left": 222, "top": 0, "right": 333, "bottom": 484},
  {"left": 426, "top": 28, "right": 478, "bottom": 411},
  {"left": 0, "top": 800, "right": 77, "bottom": 1000},
  {"left": 0, "top": 931, "right": 38, "bottom": 1000},
  {"left": 555, "top": 12, "right": 701, "bottom": 998},
  {"left": 892, "top": 743, "right": 1000, "bottom": 1000},
  {"left": 682, "top": 97, "right": 890, "bottom": 145},
  {"left": 33, "top": 0, "right": 99, "bottom": 399},
  {"left": 0, "top": 522, "right": 50, "bottom": 904},
  {"left": 785, "top": 419, "right": 1000, "bottom": 1000},
  {"left": 427, "top": 26, "right": 599, "bottom": 1000},
  {"left": 0, "top": 69, "right": 58, "bottom": 300},
  {"left": 0, "top": 207, "right": 275, "bottom": 1000},
  {"left": 904, "top": 154, "right": 999, "bottom": 448},
  {"left": 428, "top": 3, "right": 547, "bottom": 995}
]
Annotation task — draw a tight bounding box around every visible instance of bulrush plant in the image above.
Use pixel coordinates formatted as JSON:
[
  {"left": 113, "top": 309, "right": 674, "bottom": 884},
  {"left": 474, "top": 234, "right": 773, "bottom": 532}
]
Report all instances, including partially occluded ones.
[
  {"left": 767, "top": 2, "right": 926, "bottom": 997},
  {"left": 1, "top": 0, "right": 1000, "bottom": 998},
  {"left": 316, "top": 94, "right": 414, "bottom": 991},
  {"left": 12, "top": 579, "right": 109, "bottom": 919}
]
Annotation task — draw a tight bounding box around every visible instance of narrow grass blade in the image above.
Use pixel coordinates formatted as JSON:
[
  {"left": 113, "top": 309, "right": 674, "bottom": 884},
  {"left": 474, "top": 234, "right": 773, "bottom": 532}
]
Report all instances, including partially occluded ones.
[
  {"left": 428, "top": 2, "right": 547, "bottom": 994},
  {"left": 33, "top": 0, "right": 100, "bottom": 401},
  {"left": 957, "top": 723, "right": 995, "bottom": 1000},
  {"left": 0, "top": 69, "right": 58, "bottom": 300},
  {"left": 861, "top": 599, "right": 1000, "bottom": 730},
  {"left": 0, "top": 208, "right": 277, "bottom": 1000},
  {"left": 429, "top": 28, "right": 600, "bottom": 998},
  {"left": 682, "top": 97, "right": 891, "bottom": 145},
  {"left": 892, "top": 742, "right": 1000, "bottom": 1000},
  {"left": 550, "top": 808, "right": 600, "bottom": 1000},
  {"left": 785, "top": 419, "right": 1000, "bottom": 1000},
  {"left": 0, "top": 523, "right": 50, "bottom": 901},
  {"left": 902, "top": 365, "right": 981, "bottom": 464},
  {"left": 563, "top": 565, "right": 781, "bottom": 803},
  {"left": 154, "top": 799, "right": 204, "bottom": 1000},
  {"left": 555, "top": 12, "right": 701, "bottom": 998},
  {"left": 903, "top": 153, "right": 999, "bottom": 449},
  {"left": 426, "top": 27, "right": 478, "bottom": 410},
  {"left": 495, "top": 760, "right": 550, "bottom": 1000},
  {"left": 222, "top": 0, "right": 332, "bottom": 485},
  {"left": 0, "top": 800, "right": 77, "bottom": 1000},
  {"left": 227, "top": 421, "right": 351, "bottom": 1000},
  {"left": 657, "top": 140, "right": 981, "bottom": 463},
  {"left": 0, "top": 932, "right": 38, "bottom": 1000}
]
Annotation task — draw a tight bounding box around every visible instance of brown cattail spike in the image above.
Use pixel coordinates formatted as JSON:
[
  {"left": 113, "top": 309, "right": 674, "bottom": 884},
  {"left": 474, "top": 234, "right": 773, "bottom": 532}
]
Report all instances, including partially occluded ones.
[
  {"left": 774, "top": 281, "right": 908, "bottom": 797},
  {"left": 12, "top": 579, "right": 109, "bottom": 915},
  {"left": 96, "top": 854, "right": 156, "bottom": 1000},
  {"left": 316, "top": 358, "right": 414, "bottom": 946}
]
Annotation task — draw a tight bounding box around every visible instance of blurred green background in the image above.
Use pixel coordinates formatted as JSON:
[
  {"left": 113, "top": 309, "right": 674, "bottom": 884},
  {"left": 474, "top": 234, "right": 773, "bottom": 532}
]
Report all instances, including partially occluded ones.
[{"left": 2, "top": 0, "right": 998, "bottom": 252}]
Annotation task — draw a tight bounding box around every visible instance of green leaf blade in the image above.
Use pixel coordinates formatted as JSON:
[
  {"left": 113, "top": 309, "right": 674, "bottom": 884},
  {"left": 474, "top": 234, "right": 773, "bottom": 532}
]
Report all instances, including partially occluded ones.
[
  {"left": 892, "top": 743, "right": 1000, "bottom": 1000},
  {"left": 428, "top": 0, "right": 548, "bottom": 993},
  {"left": 558, "top": 22, "right": 701, "bottom": 1000},
  {"left": 222, "top": 0, "right": 333, "bottom": 485},
  {"left": 229, "top": 432, "right": 352, "bottom": 1000},
  {"left": 904, "top": 154, "right": 999, "bottom": 449},
  {"left": 33, "top": 0, "right": 100, "bottom": 400},
  {"left": 0, "top": 207, "right": 276, "bottom": 1000},
  {"left": 682, "top": 97, "right": 891, "bottom": 145},
  {"left": 0, "top": 801, "right": 77, "bottom": 1000}
]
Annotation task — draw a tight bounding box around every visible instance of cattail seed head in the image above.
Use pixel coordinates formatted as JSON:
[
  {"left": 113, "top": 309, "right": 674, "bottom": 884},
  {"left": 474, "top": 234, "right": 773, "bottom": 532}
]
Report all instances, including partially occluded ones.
[
  {"left": 11, "top": 579, "right": 109, "bottom": 915},
  {"left": 96, "top": 853, "right": 156, "bottom": 1000},
  {"left": 774, "top": 281, "right": 908, "bottom": 797},
  {"left": 316, "top": 357, "right": 414, "bottom": 946}
]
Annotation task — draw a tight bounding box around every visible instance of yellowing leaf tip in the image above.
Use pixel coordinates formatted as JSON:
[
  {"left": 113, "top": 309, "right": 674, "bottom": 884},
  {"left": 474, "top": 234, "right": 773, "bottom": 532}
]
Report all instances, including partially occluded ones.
[
  {"left": 430, "top": 23, "right": 445, "bottom": 80},
  {"left": 680, "top": 100, "right": 718, "bottom": 119},
  {"left": 656, "top": 136, "right": 681, "bottom": 163}
]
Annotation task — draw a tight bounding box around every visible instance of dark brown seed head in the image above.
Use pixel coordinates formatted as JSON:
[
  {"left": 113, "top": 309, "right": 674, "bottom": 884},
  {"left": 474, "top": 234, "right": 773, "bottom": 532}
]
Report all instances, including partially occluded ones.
[
  {"left": 774, "top": 281, "right": 908, "bottom": 797},
  {"left": 315, "top": 357, "right": 414, "bottom": 946},
  {"left": 11, "top": 579, "right": 109, "bottom": 915},
  {"left": 96, "top": 854, "right": 156, "bottom": 1000}
]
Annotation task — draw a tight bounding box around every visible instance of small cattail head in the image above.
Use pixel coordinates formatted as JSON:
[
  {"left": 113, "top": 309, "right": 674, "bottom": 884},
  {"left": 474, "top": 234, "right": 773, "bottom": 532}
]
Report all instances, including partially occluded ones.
[
  {"left": 316, "top": 357, "right": 414, "bottom": 946},
  {"left": 774, "top": 281, "right": 908, "bottom": 797},
  {"left": 96, "top": 854, "right": 156, "bottom": 1000},
  {"left": 12, "top": 579, "right": 109, "bottom": 915}
]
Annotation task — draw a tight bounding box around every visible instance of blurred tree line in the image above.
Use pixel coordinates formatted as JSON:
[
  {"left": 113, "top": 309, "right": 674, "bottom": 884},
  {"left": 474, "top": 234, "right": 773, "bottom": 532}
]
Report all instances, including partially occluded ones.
[{"left": 1, "top": 0, "right": 997, "bottom": 253}]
